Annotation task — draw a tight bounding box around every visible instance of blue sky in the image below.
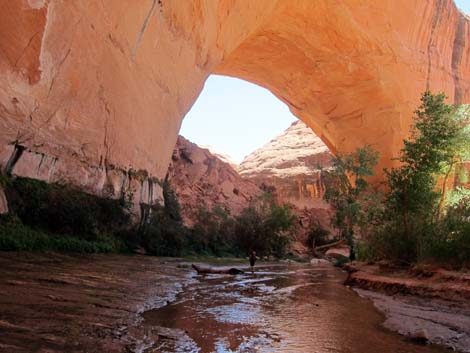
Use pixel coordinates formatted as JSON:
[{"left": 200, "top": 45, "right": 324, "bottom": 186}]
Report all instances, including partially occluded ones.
[
  {"left": 455, "top": 0, "right": 470, "bottom": 13},
  {"left": 180, "top": 76, "right": 297, "bottom": 163},
  {"left": 180, "top": 1, "right": 469, "bottom": 163}
]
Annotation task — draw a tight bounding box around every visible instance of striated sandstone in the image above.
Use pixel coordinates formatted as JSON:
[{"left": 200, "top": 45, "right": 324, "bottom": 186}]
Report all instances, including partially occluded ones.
[
  {"left": 167, "top": 136, "right": 261, "bottom": 226},
  {"left": 239, "top": 121, "right": 337, "bottom": 247},
  {"left": 239, "top": 120, "right": 333, "bottom": 209},
  {"left": 198, "top": 144, "right": 239, "bottom": 170},
  {"left": 0, "top": 0, "right": 469, "bottom": 197}
]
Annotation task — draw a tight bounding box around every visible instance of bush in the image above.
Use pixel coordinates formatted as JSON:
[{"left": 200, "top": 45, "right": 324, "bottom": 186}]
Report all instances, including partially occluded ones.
[
  {"left": 234, "top": 198, "right": 295, "bottom": 258},
  {"left": 0, "top": 215, "right": 116, "bottom": 253},
  {"left": 186, "top": 205, "right": 237, "bottom": 256},
  {"left": 356, "top": 222, "right": 418, "bottom": 264},
  {"left": 307, "top": 222, "right": 330, "bottom": 248},
  {"left": 141, "top": 203, "right": 186, "bottom": 256},
  {"left": 1, "top": 177, "right": 296, "bottom": 259},
  {"left": 351, "top": 93, "right": 470, "bottom": 268},
  {"left": 418, "top": 198, "right": 470, "bottom": 267},
  {"left": 141, "top": 184, "right": 297, "bottom": 259},
  {"left": 0, "top": 176, "right": 135, "bottom": 253},
  {"left": 140, "top": 180, "right": 187, "bottom": 257},
  {"left": 5, "top": 177, "right": 131, "bottom": 240}
]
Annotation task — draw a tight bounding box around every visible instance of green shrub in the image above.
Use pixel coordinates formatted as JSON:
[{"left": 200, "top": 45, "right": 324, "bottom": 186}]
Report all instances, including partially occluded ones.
[
  {"left": 0, "top": 177, "right": 294, "bottom": 259},
  {"left": 307, "top": 222, "right": 330, "bottom": 248},
  {"left": 5, "top": 177, "right": 131, "bottom": 240},
  {"left": 139, "top": 180, "right": 187, "bottom": 257},
  {"left": 417, "top": 198, "right": 470, "bottom": 267},
  {"left": 141, "top": 202, "right": 186, "bottom": 256},
  {"left": 349, "top": 93, "right": 470, "bottom": 268},
  {"left": 0, "top": 176, "right": 135, "bottom": 253},
  {"left": 186, "top": 205, "right": 237, "bottom": 257},
  {"left": 233, "top": 198, "right": 295, "bottom": 258},
  {"left": 0, "top": 216, "right": 116, "bottom": 253},
  {"left": 357, "top": 222, "right": 418, "bottom": 264},
  {"left": 334, "top": 255, "right": 351, "bottom": 268}
]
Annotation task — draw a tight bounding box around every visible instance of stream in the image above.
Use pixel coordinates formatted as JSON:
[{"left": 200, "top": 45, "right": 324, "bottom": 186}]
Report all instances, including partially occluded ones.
[{"left": 142, "top": 263, "right": 449, "bottom": 353}]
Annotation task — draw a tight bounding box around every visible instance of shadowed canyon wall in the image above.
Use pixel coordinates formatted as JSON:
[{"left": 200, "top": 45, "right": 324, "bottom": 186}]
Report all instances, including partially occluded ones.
[
  {"left": 167, "top": 136, "right": 261, "bottom": 226},
  {"left": 0, "top": 1, "right": 469, "bottom": 204}
]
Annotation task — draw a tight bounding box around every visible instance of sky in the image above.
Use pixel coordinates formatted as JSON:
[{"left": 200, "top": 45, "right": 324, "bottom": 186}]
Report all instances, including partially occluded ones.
[
  {"left": 455, "top": 0, "right": 470, "bottom": 13},
  {"left": 180, "top": 1, "right": 470, "bottom": 163},
  {"left": 180, "top": 75, "right": 297, "bottom": 163}
]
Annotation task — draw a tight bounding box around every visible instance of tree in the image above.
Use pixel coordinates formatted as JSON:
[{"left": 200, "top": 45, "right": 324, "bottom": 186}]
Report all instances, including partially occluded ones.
[
  {"left": 234, "top": 194, "right": 296, "bottom": 257},
  {"left": 324, "top": 145, "right": 379, "bottom": 257},
  {"left": 385, "top": 92, "right": 470, "bottom": 238},
  {"left": 437, "top": 104, "right": 470, "bottom": 218},
  {"left": 141, "top": 180, "right": 187, "bottom": 256}
]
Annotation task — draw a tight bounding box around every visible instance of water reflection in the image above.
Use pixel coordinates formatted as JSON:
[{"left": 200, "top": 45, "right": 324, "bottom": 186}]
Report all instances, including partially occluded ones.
[{"left": 143, "top": 264, "right": 448, "bottom": 353}]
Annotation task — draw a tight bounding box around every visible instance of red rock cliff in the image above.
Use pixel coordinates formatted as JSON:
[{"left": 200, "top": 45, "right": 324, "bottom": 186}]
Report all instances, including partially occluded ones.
[
  {"left": 239, "top": 121, "right": 333, "bottom": 209},
  {"left": 0, "top": 1, "right": 469, "bottom": 200},
  {"left": 167, "top": 136, "right": 261, "bottom": 226}
]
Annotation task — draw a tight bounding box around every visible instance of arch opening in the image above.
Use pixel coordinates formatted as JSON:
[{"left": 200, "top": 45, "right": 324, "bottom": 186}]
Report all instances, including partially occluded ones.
[{"left": 172, "top": 75, "right": 334, "bottom": 226}]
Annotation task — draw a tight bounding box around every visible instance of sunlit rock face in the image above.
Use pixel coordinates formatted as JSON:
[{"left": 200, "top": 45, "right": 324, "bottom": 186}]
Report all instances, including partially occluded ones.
[
  {"left": 239, "top": 121, "right": 336, "bottom": 250},
  {"left": 239, "top": 121, "right": 333, "bottom": 210},
  {"left": 167, "top": 136, "right": 261, "bottom": 226},
  {"left": 0, "top": 0, "right": 469, "bottom": 198}
]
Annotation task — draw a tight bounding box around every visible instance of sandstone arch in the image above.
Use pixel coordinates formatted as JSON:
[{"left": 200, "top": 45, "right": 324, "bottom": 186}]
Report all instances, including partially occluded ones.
[{"left": 0, "top": 0, "right": 469, "bottom": 199}]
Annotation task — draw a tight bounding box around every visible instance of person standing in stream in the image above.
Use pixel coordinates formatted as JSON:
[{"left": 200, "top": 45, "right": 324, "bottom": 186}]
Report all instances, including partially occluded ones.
[{"left": 249, "top": 250, "right": 257, "bottom": 273}]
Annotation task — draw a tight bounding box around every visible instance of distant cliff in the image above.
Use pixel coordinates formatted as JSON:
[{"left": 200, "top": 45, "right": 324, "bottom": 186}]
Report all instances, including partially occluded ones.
[
  {"left": 167, "top": 136, "right": 261, "bottom": 226},
  {"left": 238, "top": 121, "right": 333, "bottom": 210}
]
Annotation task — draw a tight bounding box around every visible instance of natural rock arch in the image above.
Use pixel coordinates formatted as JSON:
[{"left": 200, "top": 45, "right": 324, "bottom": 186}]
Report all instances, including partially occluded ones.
[
  {"left": 0, "top": 0, "right": 469, "bottom": 198},
  {"left": 215, "top": 0, "right": 470, "bottom": 169}
]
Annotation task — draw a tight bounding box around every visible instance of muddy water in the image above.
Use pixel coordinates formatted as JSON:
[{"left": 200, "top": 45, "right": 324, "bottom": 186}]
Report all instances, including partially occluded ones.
[{"left": 143, "top": 263, "right": 448, "bottom": 353}]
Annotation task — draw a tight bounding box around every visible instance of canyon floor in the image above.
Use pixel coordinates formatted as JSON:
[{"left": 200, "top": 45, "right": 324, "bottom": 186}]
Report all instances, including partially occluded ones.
[
  {"left": 346, "top": 263, "right": 470, "bottom": 352},
  {"left": 0, "top": 253, "right": 469, "bottom": 353},
  {"left": 0, "top": 253, "right": 193, "bottom": 353}
]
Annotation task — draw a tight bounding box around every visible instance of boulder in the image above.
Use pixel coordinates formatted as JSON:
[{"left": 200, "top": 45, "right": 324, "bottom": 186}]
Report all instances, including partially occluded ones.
[
  {"left": 410, "top": 329, "right": 430, "bottom": 344},
  {"left": 326, "top": 247, "right": 351, "bottom": 259},
  {"left": 310, "top": 258, "right": 329, "bottom": 265}
]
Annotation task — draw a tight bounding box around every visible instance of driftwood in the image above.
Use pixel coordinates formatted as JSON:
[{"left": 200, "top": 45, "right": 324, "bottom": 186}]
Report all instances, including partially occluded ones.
[
  {"left": 314, "top": 239, "right": 345, "bottom": 251},
  {"left": 191, "top": 264, "right": 244, "bottom": 275}
]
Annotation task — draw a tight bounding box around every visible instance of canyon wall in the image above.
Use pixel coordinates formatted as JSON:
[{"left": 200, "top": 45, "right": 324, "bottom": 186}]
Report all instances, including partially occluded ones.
[
  {"left": 167, "top": 136, "right": 261, "bottom": 226},
  {"left": 0, "top": 1, "right": 469, "bottom": 202},
  {"left": 239, "top": 121, "right": 336, "bottom": 246},
  {"left": 239, "top": 121, "right": 333, "bottom": 209}
]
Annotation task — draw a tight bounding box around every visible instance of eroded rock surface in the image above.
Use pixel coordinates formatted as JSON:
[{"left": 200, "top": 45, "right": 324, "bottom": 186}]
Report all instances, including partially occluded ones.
[
  {"left": 239, "top": 121, "right": 336, "bottom": 249},
  {"left": 347, "top": 263, "right": 470, "bottom": 352},
  {"left": 1, "top": 0, "right": 469, "bottom": 194},
  {"left": 354, "top": 289, "right": 470, "bottom": 352},
  {"left": 167, "top": 136, "right": 261, "bottom": 225},
  {"left": 0, "top": 253, "right": 193, "bottom": 353},
  {"left": 239, "top": 120, "right": 333, "bottom": 210}
]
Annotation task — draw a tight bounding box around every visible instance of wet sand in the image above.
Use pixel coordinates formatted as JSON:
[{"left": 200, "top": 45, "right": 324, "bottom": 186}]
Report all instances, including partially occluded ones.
[
  {"left": 142, "top": 263, "right": 455, "bottom": 353},
  {"left": 0, "top": 253, "right": 468, "bottom": 352},
  {"left": 346, "top": 262, "right": 470, "bottom": 352},
  {"left": 0, "top": 253, "right": 193, "bottom": 352}
]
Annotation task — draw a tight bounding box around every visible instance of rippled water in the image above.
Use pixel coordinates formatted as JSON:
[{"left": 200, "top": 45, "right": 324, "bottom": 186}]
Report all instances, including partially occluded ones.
[{"left": 143, "top": 263, "right": 449, "bottom": 353}]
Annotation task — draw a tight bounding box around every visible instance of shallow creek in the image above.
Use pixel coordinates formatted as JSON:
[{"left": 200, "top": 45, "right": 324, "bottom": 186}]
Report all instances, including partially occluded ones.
[{"left": 143, "top": 263, "right": 448, "bottom": 353}]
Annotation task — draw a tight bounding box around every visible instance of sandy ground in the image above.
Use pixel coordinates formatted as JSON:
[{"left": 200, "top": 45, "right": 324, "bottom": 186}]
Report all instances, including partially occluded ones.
[
  {"left": 1, "top": 252, "right": 469, "bottom": 352},
  {"left": 346, "top": 263, "right": 470, "bottom": 352},
  {"left": 0, "top": 252, "right": 193, "bottom": 353}
]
